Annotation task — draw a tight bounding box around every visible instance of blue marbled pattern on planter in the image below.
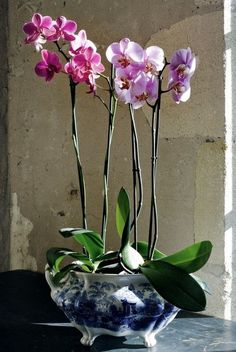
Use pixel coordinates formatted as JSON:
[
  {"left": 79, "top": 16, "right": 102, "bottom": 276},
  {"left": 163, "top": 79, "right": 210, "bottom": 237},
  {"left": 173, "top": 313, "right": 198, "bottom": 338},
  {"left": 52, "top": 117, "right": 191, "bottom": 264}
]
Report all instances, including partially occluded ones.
[{"left": 46, "top": 271, "right": 179, "bottom": 347}]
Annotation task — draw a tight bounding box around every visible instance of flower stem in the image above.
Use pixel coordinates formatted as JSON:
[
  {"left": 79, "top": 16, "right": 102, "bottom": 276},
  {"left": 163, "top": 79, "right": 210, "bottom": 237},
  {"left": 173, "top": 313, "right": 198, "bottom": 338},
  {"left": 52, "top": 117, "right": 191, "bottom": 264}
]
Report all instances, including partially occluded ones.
[
  {"left": 148, "top": 106, "right": 158, "bottom": 260},
  {"left": 101, "top": 64, "right": 117, "bottom": 246},
  {"left": 129, "top": 104, "right": 143, "bottom": 249},
  {"left": 55, "top": 41, "right": 88, "bottom": 229},
  {"left": 54, "top": 41, "right": 70, "bottom": 62},
  {"left": 70, "top": 79, "right": 88, "bottom": 229},
  {"left": 148, "top": 69, "right": 164, "bottom": 260}
]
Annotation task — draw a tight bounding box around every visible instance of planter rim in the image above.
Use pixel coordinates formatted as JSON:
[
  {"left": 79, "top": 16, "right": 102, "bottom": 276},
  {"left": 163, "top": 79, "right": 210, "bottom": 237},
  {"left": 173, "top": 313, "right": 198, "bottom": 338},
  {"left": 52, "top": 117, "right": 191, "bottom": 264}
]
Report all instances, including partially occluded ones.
[{"left": 63, "top": 270, "right": 146, "bottom": 279}]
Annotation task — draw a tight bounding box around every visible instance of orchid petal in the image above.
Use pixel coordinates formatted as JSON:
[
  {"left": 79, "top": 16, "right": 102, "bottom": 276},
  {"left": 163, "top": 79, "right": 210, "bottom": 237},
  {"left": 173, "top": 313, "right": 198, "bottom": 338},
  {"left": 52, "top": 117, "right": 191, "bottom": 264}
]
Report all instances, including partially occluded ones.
[
  {"left": 73, "top": 54, "right": 87, "bottom": 67},
  {"left": 23, "top": 22, "right": 37, "bottom": 35},
  {"left": 56, "top": 16, "right": 66, "bottom": 28},
  {"left": 119, "top": 38, "right": 130, "bottom": 53},
  {"left": 63, "top": 31, "right": 76, "bottom": 41},
  {"left": 78, "top": 29, "right": 87, "bottom": 44},
  {"left": 91, "top": 52, "right": 101, "bottom": 65},
  {"left": 126, "top": 42, "right": 144, "bottom": 62},
  {"left": 35, "top": 61, "right": 48, "bottom": 77},
  {"left": 146, "top": 46, "right": 164, "bottom": 70},
  {"left": 41, "top": 49, "right": 49, "bottom": 63},
  {"left": 132, "top": 72, "right": 147, "bottom": 96},
  {"left": 32, "top": 13, "right": 42, "bottom": 27},
  {"left": 106, "top": 43, "right": 119, "bottom": 62},
  {"left": 94, "top": 63, "right": 105, "bottom": 73},
  {"left": 63, "top": 20, "right": 77, "bottom": 32},
  {"left": 132, "top": 100, "right": 146, "bottom": 109},
  {"left": 179, "top": 86, "right": 191, "bottom": 102},
  {"left": 41, "top": 16, "right": 53, "bottom": 28}
]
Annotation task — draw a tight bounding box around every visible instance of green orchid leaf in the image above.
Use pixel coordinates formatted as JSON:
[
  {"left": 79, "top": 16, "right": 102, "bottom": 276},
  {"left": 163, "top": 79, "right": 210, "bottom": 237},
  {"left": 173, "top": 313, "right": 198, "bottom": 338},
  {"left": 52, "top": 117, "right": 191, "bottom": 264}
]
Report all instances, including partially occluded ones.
[
  {"left": 46, "top": 247, "right": 91, "bottom": 272},
  {"left": 96, "top": 251, "right": 119, "bottom": 261},
  {"left": 52, "top": 263, "right": 92, "bottom": 286},
  {"left": 94, "top": 251, "right": 119, "bottom": 272},
  {"left": 120, "top": 210, "right": 131, "bottom": 251},
  {"left": 141, "top": 261, "right": 206, "bottom": 311},
  {"left": 132, "top": 241, "right": 166, "bottom": 260},
  {"left": 59, "top": 228, "right": 104, "bottom": 260},
  {"left": 121, "top": 244, "right": 144, "bottom": 271},
  {"left": 116, "top": 187, "right": 130, "bottom": 237},
  {"left": 159, "top": 241, "right": 213, "bottom": 273},
  {"left": 191, "top": 274, "right": 211, "bottom": 295}
]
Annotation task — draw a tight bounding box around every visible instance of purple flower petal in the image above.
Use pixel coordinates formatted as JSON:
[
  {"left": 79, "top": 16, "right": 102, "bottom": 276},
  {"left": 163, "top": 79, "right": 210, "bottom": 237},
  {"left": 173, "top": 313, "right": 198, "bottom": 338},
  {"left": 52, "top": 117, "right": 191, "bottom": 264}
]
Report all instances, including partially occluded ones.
[
  {"left": 119, "top": 38, "right": 130, "bottom": 53},
  {"left": 132, "top": 100, "right": 146, "bottom": 109},
  {"left": 41, "top": 15, "right": 53, "bottom": 28},
  {"left": 62, "top": 31, "right": 76, "bottom": 41},
  {"left": 106, "top": 43, "right": 120, "bottom": 62},
  {"left": 32, "top": 13, "right": 42, "bottom": 27},
  {"left": 145, "top": 46, "right": 164, "bottom": 71},
  {"left": 23, "top": 22, "right": 37, "bottom": 35},
  {"left": 63, "top": 20, "right": 77, "bottom": 33},
  {"left": 41, "top": 49, "right": 49, "bottom": 62},
  {"left": 35, "top": 61, "right": 48, "bottom": 77},
  {"left": 126, "top": 42, "right": 144, "bottom": 62},
  {"left": 170, "top": 48, "right": 195, "bottom": 70},
  {"left": 78, "top": 29, "right": 87, "bottom": 44},
  {"left": 131, "top": 72, "right": 147, "bottom": 96},
  {"left": 56, "top": 16, "right": 66, "bottom": 28},
  {"left": 73, "top": 54, "right": 87, "bottom": 67},
  {"left": 91, "top": 52, "right": 101, "bottom": 65}
]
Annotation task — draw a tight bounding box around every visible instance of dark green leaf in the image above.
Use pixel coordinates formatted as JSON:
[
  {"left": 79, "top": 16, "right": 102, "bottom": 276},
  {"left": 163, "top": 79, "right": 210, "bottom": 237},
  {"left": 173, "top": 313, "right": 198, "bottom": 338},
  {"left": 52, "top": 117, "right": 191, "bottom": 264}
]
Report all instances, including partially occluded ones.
[
  {"left": 46, "top": 247, "right": 92, "bottom": 272},
  {"left": 132, "top": 241, "right": 166, "bottom": 260},
  {"left": 120, "top": 211, "right": 131, "bottom": 251},
  {"left": 59, "top": 228, "right": 104, "bottom": 260},
  {"left": 116, "top": 187, "right": 130, "bottom": 237},
  {"left": 52, "top": 264, "right": 92, "bottom": 286},
  {"left": 96, "top": 251, "right": 119, "bottom": 261},
  {"left": 141, "top": 261, "right": 206, "bottom": 311},
  {"left": 191, "top": 274, "right": 211, "bottom": 295},
  {"left": 159, "top": 241, "right": 213, "bottom": 273},
  {"left": 121, "top": 244, "right": 144, "bottom": 270},
  {"left": 95, "top": 251, "right": 119, "bottom": 271}
]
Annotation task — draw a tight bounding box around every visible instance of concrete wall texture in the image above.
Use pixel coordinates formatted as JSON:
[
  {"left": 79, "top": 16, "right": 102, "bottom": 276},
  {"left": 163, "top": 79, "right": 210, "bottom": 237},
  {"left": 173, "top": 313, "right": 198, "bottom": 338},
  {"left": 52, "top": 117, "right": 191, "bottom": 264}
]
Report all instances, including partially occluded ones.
[{"left": 1, "top": 0, "right": 231, "bottom": 320}]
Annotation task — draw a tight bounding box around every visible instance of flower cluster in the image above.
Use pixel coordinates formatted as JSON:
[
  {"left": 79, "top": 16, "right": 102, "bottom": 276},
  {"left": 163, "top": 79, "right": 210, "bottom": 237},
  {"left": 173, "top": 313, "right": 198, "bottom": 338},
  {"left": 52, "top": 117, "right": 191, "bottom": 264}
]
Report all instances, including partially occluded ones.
[
  {"left": 23, "top": 13, "right": 196, "bottom": 104},
  {"left": 23, "top": 13, "right": 104, "bottom": 91},
  {"left": 168, "top": 48, "right": 197, "bottom": 103},
  {"left": 106, "top": 39, "right": 196, "bottom": 108},
  {"left": 106, "top": 39, "right": 163, "bottom": 109}
]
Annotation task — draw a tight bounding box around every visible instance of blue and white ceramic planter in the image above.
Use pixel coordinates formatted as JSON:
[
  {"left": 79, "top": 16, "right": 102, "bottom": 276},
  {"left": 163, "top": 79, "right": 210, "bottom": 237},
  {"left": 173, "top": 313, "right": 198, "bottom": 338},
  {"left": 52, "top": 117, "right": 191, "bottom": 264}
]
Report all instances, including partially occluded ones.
[{"left": 45, "top": 268, "right": 179, "bottom": 347}]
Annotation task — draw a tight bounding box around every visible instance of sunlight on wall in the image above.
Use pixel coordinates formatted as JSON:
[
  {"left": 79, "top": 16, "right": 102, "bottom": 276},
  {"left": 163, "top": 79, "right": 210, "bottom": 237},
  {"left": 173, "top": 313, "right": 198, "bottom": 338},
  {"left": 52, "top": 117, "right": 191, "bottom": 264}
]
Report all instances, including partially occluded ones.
[{"left": 224, "top": 0, "right": 233, "bottom": 321}]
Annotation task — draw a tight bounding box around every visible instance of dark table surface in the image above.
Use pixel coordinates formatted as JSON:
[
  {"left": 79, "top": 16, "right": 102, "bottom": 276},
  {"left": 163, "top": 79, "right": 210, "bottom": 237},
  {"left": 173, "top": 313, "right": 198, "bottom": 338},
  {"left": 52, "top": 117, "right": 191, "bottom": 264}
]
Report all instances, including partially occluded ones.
[{"left": 0, "top": 270, "right": 235, "bottom": 352}]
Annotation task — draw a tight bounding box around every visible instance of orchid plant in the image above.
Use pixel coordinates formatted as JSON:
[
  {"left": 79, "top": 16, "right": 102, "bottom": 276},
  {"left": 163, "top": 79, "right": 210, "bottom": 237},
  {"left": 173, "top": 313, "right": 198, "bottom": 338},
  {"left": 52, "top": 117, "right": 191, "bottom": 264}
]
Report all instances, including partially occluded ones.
[{"left": 23, "top": 13, "right": 212, "bottom": 312}]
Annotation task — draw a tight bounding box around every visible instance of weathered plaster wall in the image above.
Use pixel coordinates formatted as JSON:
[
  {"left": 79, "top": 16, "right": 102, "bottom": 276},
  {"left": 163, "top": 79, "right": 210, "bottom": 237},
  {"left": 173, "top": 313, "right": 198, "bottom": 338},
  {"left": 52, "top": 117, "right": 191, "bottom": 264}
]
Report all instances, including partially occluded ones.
[
  {"left": 4, "top": 0, "right": 225, "bottom": 319},
  {"left": 0, "top": 0, "right": 10, "bottom": 272}
]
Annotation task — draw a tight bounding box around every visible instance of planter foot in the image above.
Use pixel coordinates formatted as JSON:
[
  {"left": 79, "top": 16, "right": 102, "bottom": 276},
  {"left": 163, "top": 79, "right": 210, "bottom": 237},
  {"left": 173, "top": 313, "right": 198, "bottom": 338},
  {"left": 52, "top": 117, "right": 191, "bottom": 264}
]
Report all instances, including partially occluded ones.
[
  {"left": 144, "top": 333, "right": 157, "bottom": 348},
  {"left": 73, "top": 324, "right": 97, "bottom": 346}
]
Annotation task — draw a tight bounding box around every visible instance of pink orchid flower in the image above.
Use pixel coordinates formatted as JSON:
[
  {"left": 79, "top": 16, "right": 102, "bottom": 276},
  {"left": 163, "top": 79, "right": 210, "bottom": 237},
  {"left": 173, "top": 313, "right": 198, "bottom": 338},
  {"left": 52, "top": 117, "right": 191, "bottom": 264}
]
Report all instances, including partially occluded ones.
[
  {"left": 168, "top": 48, "right": 196, "bottom": 103},
  {"left": 23, "top": 13, "right": 55, "bottom": 49},
  {"left": 169, "top": 48, "right": 196, "bottom": 81},
  {"left": 168, "top": 78, "right": 191, "bottom": 103},
  {"left": 130, "top": 73, "right": 158, "bottom": 109},
  {"left": 114, "top": 67, "right": 136, "bottom": 104},
  {"left": 46, "top": 16, "right": 77, "bottom": 42},
  {"left": 35, "top": 50, "right": 62, "bottom": 81},
  {"left": 69, "top": 30, "right": 97, "bottom": 56},
  {"left": 144, "top": 46, "right": 165, "bottom": 75},
  {"left": 106, "top": 38, "right": 144, "bottom": 69},
  {"left": 115, "top": 69, "right": 158, "bottom": 109},
  {"left": 64, "top": 47, "right": 104, "bottom": 89}
]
